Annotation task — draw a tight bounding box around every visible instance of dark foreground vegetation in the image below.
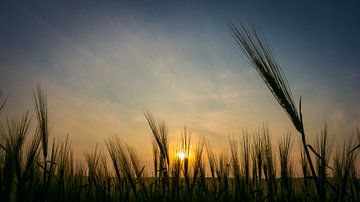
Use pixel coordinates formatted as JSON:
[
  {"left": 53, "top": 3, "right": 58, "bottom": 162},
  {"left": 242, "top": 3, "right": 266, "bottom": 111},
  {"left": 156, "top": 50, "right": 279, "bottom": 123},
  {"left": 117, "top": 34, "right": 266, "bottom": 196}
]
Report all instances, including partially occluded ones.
[
  {"left": 0, "top": 89, "right": 359, "bottom": 202},
  {"left": 1, "top": 23, "right": 359, "bottom": 201}
]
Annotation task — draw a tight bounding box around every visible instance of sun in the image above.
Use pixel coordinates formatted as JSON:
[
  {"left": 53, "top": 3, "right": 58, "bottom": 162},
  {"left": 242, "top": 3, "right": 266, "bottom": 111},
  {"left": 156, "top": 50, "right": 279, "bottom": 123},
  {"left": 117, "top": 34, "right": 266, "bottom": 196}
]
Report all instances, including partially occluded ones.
[{"left": 177, "top": 152, "right": 186, "bottom": 161}]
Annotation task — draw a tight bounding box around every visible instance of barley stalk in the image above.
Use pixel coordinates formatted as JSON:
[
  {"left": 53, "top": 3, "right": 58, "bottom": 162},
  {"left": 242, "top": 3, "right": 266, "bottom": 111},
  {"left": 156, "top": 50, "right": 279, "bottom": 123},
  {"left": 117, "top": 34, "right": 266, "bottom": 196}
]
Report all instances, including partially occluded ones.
[{"left": 229, "top": 21, "right": 320, "bottom": 197}]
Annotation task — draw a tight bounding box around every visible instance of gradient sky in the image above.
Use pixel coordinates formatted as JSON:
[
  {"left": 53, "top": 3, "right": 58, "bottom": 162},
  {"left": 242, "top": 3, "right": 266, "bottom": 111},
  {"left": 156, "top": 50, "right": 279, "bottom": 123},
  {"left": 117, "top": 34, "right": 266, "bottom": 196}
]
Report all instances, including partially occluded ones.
[{"left": 1, "top": 0, "right": 359, "bottom": 164}]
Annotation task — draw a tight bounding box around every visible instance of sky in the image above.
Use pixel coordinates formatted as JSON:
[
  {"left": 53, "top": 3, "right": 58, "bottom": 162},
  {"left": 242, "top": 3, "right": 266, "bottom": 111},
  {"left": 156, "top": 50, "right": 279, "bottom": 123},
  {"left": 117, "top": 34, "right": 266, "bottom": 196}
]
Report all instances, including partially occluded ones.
[{"left": 0, "top": 0, "right": 360, "bottom": 165}]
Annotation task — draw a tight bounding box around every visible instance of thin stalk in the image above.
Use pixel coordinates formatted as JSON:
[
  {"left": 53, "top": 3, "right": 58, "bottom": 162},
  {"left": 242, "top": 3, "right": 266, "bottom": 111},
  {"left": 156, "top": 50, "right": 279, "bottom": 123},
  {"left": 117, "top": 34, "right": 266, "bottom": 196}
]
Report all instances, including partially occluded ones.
[
  {"left": 229, "top": 21, "right": 320, "bottom": 197},
  {"left": 0, "top": 90, "right": 7, "bottom": 115},
  {"left": 33, "top": 85, "right": 49, "bottom": 185}
]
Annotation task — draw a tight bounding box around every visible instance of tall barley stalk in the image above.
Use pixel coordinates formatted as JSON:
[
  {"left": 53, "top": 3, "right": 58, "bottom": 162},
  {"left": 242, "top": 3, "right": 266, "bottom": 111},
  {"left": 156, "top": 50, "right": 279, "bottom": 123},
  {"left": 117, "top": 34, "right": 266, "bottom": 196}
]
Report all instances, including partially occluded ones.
[
  {"left": 278, "top": 133, "right": 294, "bottom": 201},
  {"left": 106, "top": 138, "right": 127, "bottom": 201},
  {"left": 314, "top": 124, "right": 334, "bottom": 201},
  {"left": 55, "top": 135, "right": 74, "bottom": 201},
  {"left": 16, "top": 130, "right": 41, "bottom": 201},
  {"left": 241, "top": 133, "right": 250, "bottom": 184},
  {"left": 179, "top": 127, "right": 191, "bottom": 195},
  {"left": 205, "top": 142, "right": 219, "bottom": 199},
  {"left": 191, "top": 138, "right": 205, "bottom": 199},
  {"left": 229, "top": 135, "right": 241, "bottom": 200},
  {"left": 300, "top": 143, "right": 316, "bottom": 201},
  {"left": 206, "top": 142, "right": 231, "bottom": 201},
  {"left": 229, "top": 21, "right": 320, "bottom": 197},
  {"left": 34, "top": 85, "right": 50, "bottom": 189},
  {"left": 170, "top": 147, "right": 181, "bottom": 201},
  {"left": 1, "top": 113, "right": 31, "bottom": 202},
  {"left": 144, "top": 112, "right": 170, "bottom": 199},
  {"left": 84, "top": 146, "right": 101, "bottom": 201},
  {"left": 333, "top": 140, "right": 353, "bottom": 201},
  {"left": 333, "top": 129, "right": 360, "bottom": 201}
]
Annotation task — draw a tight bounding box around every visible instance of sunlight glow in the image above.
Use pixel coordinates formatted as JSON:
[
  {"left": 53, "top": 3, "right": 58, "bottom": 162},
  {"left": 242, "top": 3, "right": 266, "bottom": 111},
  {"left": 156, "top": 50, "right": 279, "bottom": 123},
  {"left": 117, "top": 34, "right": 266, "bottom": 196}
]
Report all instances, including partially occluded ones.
[{"left": 177, "top": 152, "right": 186, "bottom": 161}]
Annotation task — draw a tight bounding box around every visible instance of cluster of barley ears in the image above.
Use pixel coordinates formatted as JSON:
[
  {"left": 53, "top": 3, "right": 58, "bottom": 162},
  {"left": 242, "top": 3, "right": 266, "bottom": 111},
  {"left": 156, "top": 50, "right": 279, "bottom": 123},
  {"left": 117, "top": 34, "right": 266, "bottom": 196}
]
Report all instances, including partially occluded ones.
[{"left": 0, "top": 88, "right": 359, "bottom": 201}]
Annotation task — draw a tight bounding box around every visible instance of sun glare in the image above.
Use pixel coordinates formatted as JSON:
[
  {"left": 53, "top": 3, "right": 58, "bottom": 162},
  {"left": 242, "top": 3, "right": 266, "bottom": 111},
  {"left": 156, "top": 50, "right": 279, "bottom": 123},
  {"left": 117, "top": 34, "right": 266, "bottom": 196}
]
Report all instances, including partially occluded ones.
[{"left": 177, "top": 152, "right": 185, "bottom": 160}]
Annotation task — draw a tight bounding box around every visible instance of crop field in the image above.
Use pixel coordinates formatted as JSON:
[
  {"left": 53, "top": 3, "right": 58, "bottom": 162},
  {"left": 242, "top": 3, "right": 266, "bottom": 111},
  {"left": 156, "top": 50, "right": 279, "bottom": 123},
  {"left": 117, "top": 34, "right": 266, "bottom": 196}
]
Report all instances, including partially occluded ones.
[{"left": 0, "top": 88, "right": 359, "bottom": 201}]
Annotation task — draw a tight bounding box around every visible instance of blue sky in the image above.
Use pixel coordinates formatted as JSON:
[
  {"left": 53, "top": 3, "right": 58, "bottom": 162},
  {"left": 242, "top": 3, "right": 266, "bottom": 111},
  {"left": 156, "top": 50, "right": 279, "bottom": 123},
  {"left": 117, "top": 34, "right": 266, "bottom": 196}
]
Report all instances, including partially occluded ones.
[{"left": 0, "top": 0, "right": 359, "bottom": 161}]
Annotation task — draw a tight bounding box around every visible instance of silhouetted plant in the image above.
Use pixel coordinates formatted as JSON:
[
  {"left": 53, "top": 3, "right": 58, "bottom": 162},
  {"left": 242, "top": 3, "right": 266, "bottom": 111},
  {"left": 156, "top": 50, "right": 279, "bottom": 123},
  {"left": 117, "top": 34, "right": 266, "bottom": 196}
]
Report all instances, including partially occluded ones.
[
  {"left": 0, "top": 102, "right": 358, "bottom": 201},
  {"left": 229, "top": 21, "right": 320, "bottom": 198},
  {"left": 278, "top": 133, "right": 294, "bottom": 201},
  {"left": 0, "top": 90, "right": 6, "bottom": 115}
]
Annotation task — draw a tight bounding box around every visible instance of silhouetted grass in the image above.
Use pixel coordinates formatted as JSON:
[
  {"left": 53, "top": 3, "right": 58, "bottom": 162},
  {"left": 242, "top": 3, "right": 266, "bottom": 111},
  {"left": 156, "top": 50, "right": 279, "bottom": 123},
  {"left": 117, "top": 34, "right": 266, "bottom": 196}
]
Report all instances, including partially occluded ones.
[
  {"left": 0, "top": 93, "right": 358, "bottom": 201},
  {"left": 229, "top": 21, "right": 321, "bottom": 199},
  {"left": 278, "top": 133, "right": 294, "bottom": 201}
]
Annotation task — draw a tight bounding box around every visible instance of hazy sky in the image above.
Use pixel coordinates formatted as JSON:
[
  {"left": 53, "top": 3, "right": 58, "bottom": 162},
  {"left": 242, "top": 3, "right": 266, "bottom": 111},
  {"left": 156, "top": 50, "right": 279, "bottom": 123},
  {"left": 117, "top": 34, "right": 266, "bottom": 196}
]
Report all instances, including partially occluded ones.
[{"left": 1, "top": 0, "right": 359, "bottom": 163}]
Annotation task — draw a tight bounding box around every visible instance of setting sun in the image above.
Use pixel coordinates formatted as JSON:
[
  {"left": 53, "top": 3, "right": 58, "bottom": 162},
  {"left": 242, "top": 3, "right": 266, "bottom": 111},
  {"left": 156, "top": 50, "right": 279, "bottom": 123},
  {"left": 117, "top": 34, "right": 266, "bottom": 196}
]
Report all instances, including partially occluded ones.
[{"left": 177, "top": 152, "right": 186, "bottom": 161}]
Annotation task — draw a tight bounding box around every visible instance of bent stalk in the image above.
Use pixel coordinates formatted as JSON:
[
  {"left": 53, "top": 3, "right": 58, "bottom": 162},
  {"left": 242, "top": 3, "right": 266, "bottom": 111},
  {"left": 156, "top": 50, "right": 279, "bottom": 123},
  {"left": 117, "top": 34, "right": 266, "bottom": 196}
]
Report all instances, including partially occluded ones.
[{"left": 229, "top": 21, "right": 320, "bottom": 197}]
